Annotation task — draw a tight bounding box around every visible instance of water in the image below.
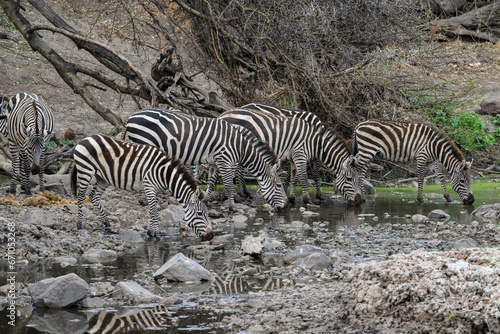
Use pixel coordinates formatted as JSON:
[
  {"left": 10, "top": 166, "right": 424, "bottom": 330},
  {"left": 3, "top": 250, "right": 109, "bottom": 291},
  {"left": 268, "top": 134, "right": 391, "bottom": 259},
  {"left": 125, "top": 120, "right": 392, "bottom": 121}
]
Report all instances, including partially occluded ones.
[{"left": 1, "top": 179, "right": 499, "bottom": 333}]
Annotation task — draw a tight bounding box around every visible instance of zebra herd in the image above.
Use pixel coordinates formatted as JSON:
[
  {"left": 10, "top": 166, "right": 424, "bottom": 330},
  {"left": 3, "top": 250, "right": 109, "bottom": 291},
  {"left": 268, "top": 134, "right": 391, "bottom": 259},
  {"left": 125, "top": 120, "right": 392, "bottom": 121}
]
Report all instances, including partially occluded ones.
[{"left": 0, "top": 93, "right": 475, "bottom": 242}]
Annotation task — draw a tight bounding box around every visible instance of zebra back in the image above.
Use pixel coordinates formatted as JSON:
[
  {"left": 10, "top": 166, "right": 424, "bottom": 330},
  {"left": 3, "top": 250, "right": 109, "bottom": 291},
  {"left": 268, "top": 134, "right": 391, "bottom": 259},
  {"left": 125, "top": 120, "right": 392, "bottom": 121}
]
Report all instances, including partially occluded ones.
[
  {"left": 241, "top": 102, "right": 323, "bottom": 129},
  {"left": 124, "top": 108, "right": 287, "bottom": 209}
]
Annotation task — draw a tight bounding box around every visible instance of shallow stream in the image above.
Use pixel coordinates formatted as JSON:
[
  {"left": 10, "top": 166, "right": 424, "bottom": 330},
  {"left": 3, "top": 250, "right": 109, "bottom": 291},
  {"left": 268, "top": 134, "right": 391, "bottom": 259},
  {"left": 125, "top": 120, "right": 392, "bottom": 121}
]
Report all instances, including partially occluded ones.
[{"left": 1, "top": 179, "right": 499, "bottom": 333}]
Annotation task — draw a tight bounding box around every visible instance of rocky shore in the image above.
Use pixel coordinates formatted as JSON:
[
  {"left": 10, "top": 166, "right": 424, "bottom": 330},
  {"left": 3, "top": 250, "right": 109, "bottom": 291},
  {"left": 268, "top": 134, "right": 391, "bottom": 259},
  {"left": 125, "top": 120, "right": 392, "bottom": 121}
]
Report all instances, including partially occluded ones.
[{"left": 0, "top": 184, "right": 499, "bottom": 333}]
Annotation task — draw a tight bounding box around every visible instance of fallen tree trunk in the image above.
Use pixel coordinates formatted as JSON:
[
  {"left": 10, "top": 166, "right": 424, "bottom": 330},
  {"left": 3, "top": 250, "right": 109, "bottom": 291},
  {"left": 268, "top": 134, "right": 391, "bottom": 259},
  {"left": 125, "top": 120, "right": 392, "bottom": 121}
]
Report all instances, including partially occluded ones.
[{"left": 431, "top": 2, "right": 500, "bottom": 42}]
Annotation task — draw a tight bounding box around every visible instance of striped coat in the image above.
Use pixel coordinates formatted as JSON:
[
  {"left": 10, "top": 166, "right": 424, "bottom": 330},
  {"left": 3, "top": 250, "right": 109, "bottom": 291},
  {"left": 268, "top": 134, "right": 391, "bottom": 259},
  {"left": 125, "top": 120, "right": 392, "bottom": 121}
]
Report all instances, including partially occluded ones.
[
  {"left": 0, "top": 93, "right": 54, "bottom": 196},
  {"left": 354, "top": 119, "right": 474, "bottom": 204},
  {"left": 218, "top": 108, "right": 362, "bottom": 206},
  {"left": 71, "top": 134, "right": 213, "bottom": 240}
]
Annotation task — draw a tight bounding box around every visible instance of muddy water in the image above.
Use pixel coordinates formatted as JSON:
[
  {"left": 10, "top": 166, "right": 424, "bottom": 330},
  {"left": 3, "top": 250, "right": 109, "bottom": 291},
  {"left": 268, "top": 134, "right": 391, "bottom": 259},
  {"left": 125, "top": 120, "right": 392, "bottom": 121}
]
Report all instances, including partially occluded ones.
[{"left": 1, "top": 180, "right": 499, "bottom": 333}]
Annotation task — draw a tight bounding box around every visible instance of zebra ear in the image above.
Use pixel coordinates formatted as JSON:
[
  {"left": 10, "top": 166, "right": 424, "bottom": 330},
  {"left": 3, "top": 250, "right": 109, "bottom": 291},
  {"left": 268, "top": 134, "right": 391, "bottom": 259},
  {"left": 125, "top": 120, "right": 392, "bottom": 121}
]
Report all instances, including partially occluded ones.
[{"left": 466, "top": 159, "right": 473, "bottom": 169}]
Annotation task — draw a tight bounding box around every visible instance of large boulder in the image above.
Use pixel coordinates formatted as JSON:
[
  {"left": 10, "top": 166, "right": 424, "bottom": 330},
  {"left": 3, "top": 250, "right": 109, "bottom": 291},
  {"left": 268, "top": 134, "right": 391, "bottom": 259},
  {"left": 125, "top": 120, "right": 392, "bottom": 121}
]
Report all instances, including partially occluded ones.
[
  {"left": 29, "top": 273, "right": 88, "bottom": 308},
  {"left": 153, "top": 252, "right": 214, "bottom": 282}
]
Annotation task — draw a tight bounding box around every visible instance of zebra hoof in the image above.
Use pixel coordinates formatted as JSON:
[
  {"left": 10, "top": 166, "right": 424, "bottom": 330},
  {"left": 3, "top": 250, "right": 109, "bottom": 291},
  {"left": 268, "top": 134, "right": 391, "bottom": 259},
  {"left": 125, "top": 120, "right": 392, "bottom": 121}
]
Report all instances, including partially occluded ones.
[{"left": 147, "top": 230, "right": 161, "bottom": 241}]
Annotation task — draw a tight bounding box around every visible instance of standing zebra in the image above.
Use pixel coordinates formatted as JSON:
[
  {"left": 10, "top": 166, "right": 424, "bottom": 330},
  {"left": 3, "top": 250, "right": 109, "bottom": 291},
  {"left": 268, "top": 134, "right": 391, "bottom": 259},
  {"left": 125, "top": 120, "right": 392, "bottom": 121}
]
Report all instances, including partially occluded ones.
[
  {"left": 123, "top": 108, "right": 287, "bottom": 209},
  {"left": 0, "top": 93, "right": 54, "bottom": 196},
  {"left": 354, "top": 119, "right": 474, "bottom": 204},
  {"left": 218, "top": 108, "right": 362, "bottom": 206},
  {"left": 70, "top": 134, "right": 213, "bottom": 241},
  {"left": 241, "top": 102, "right": 326, "bottom": 201}
]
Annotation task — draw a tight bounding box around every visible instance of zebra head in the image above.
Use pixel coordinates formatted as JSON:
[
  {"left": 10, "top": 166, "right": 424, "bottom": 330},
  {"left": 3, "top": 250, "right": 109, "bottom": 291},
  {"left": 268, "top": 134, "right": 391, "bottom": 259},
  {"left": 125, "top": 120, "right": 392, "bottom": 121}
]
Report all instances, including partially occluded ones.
[
  {"left": 336, "top": 155, "right": 362, "bottom": 207},
  {"left": 451, "top": 160, "right": 474, "bottom": 205},
  {"left": 257, "top": 162, "right": 288, "bottom": 209},
  {"left": 185, "top": 187, "right": 214, "bottom": 241},
  {"left": 24, "top": 125, "right": 50, "bottom": 174}
]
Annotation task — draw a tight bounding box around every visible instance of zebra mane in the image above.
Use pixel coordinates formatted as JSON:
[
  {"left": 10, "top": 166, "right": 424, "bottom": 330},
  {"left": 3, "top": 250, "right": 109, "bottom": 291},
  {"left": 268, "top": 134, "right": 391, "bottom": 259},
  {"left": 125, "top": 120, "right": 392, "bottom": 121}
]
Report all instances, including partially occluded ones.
[
  {"left": 320, "top": 126, "right": 353, "bottom": 155},
  {"left": 236, "top": 125, "right": 279, "bottom": 165},
  {"left": 168, "top": 155, "right": 205, "bottom": 199},
  {"left": 436, "top": 131, "right": 466, "bottom": 163}
]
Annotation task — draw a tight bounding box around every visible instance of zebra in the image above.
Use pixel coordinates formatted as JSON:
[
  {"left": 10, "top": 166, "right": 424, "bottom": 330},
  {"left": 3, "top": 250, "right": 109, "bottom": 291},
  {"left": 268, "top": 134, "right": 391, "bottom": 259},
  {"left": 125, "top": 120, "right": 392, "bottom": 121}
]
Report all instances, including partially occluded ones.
[
  {"left": 353, "top": 119, "right": 474, "bottom": 204},
  {"left": 0, "top": 93, "right": 54, "bottom": 196},
  {"left": 122, "top": 108, "right": 287, "bottom": 210},
  {"left": 70, "top": 134, "right": 213, "bottom": 241},
  {"left": 218, "top": 108, "right": 362, "bottom": 206},
  {"left": 241, "top": 102, "right": 326, "bottom": 201}
]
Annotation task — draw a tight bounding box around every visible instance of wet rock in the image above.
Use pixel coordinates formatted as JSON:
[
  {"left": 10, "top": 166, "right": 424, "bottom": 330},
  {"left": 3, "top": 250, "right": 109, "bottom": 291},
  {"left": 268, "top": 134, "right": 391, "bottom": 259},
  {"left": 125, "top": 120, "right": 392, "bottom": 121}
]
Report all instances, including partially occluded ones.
[
  {"left": 26, "top": 308, "right": 88, "bottom": 334},
  {"left": 294, "top": 252, "right": 333, "bottom": 271},
  {"left": 211, "top": 233, "right": 234, "bottom": 245},
  {"left": 284, "top": 245, "right": 329, "bottom": 264},
  {"left": 363, "top": 180, "right": 376, "bottom": 195},
  {"left": 80, "top": 297, "right": 107, "bottom": 308},
  {"left": 160, "top": 204, "right": 185, "bottom": 223},
  {"left": 302, "top": 210, "right": 319, "bottom": 216},
  {"left": 29, "top": 273, "right": 89, "bottom": 308},
  {"left": 23, "top": 209, "right": 57, "bottom": 228},
  {"left": 428, "top": 209, "right": 450, "bottom": 220},
  {"left": 83, "top": 249, "right": 118, "bottom": 263},
  {"left": 52, "top": 256, "right": 78, "bottom": 266},
  {"left": 153, "top": 252, "right": 214, "bottom": 282},
  {"left": 241, "top": 235, "right": 263, "bottom": 256},
  {"left": 449, "top": 238, "right": 479, "bottom": 250},
  {"left": 472, "top": 203, "right": 500, "bottom": 221},
  {"left": 411, "top": 214, "right": 429, "bottom": 223},
  {"left": 112, "top": 281, "right": 161, "bottom": 303},
  {"left": 119, "top": 229, "right": 144, "bottom": 243}
]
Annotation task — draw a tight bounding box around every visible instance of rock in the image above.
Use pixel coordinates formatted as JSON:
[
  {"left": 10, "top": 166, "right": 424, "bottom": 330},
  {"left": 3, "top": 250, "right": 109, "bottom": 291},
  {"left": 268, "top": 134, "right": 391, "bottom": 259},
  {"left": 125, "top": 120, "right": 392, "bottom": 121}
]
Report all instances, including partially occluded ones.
[
  {"left": 428, "top": 209, "right": 450, "bottom": 220},
  {"left": 363, "top": 180, "right": 376, "bottom": 195},
  {"left": 80, "top": 297, "right": 107, "bottom": 308},
  {"left": 52, "top": 256, "right": 78, "bottom": 265},
  {"left": 284, "top": 245, "right": 329, "bottom": 264},
  {"left": 240, "top": 235, "right": 263, "bottom": 256},
  {"left": 29, "top": 273, "right": 88, "bottom": 308},
  {"left": 472, "top": 204, "right": 500, "bottom": 221},
  {"left": 119, "top": 229, "right": 144, "bottom": 243},
  {"left": 153, "top": 252, "right": 214, "bottom": 281},
  {"left": 112, "top": 281, "right": 161, "bottom": 303},
  {"left": 83, "top": 249, "right": 118, "bottom": 263},
  {"left": 89, "top": 282, "right": 114, "bottom": 297},
  {"left": 44, "top": 184, "right": 68, "bottom": 197},
  {"left": 232, "top": 215, "right": 249, "bottom": 223},
  {"left": 450, "top": 238, "right": 479, "bottom": 250},
  {"left": 211, "top": 234, "right": 234, "bottom": 245},
  {"left": 411, "top": 214, "right": 429, "bottom": 223},
  {"left": 294, "top": 253, "right": 333, "bottom": 271},
  {"left": 479, "top": 95, "right": 500, "bottom": 116},
  {"left": 302, "top": 210, "right": 319, "bottom": 216},
  {"left": 329, "top": 250, "right": 352, "bottom": 263},
  {"left": 160, "top": 204, "right": 185, "bottom": 223},
  {"left": 22, "top": 209, "right": 57, "bottom": 228}
]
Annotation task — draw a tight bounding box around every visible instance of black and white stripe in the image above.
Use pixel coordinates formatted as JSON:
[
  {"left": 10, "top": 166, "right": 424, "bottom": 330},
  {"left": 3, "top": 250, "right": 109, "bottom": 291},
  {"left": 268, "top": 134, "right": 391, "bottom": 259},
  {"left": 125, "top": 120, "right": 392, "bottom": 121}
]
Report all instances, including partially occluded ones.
[
  {"left": 123, "top": 108, "right": 287, "bottom": 209},
  {"left": 70, "top": 134, "right": 213, "bottom": 240},
  {"left": 241, "top": 102, "right": 326, "bottom": 201},
  {"left": 0, "top": 93, "right": 54, "bottom": 196},
  {"left": 354, "top": 119, "right": 474, "bottom": 204},
  {"left": 218, "top": 108, "right": 362, "bottom": 206},
  {"left": 86, "top": 305, "right": 170, "bottom": 333}
]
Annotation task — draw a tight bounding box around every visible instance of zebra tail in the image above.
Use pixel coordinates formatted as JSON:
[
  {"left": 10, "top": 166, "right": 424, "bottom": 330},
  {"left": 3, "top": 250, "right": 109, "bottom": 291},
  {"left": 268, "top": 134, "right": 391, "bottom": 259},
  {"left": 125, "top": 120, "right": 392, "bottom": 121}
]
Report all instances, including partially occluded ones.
[{"left": 70, "top": 164, "right": 78, "bottom": 198}]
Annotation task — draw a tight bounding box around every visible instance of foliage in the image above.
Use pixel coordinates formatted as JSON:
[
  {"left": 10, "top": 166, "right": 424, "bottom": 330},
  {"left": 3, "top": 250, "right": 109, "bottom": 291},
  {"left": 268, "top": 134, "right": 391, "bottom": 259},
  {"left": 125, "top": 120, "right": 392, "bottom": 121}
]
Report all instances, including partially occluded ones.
[{"left": 425, "top": 101, "right": 498, "bottom": 150}]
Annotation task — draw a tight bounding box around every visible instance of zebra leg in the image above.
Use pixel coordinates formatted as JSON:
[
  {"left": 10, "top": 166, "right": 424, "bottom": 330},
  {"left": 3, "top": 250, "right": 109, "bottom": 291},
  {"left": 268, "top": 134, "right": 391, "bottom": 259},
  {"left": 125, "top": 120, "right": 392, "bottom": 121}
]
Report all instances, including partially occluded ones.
[
  {"left": 144, "top": 186, "right": 160, "bottom": 241},
  {"left": 235, "top": 165, "right": 252, "bottom": 199},
  {"left": 89, "top": 178, "right": 112, "bottom": 231},
  {"left": 38, "top": 148, "right": 46, "bottom": 193},
  {"left": 288, "top": 163, "right": 297, "bottom": 204},
  {"left": 416, "top": 158, "right": 428, "bottom": 203},
  {"left": 292, "top": 150, "right": 311, "bottom": 204},
  {"left": 217, "top": 162, "right": 238, "bottom": 210},
  {"left": 312, "top": 159, "right": 325, "bottom": 202},
  {"left": 76, "top": 174, "right": 93, "bottom": 230},
  {"left": 282, "top": 161, "right": 291, "bottom": 194},
  {"left": 8, "top": 145, "right": 20, "bottom": 195},
  {"left": 205, "top": 165, "right": 219, "bottom": 199},
  {"left": 20, "top": 149, "right": 32, "bottom": 197},
  {"left": 430, "top": 162, "right": 452, "bottom": 202}
]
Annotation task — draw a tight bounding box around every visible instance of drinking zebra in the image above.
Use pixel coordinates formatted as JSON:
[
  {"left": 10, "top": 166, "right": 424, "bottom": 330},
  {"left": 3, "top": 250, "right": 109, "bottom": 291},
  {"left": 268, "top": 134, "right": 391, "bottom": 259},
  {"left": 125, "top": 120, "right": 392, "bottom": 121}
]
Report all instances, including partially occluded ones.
[
  {"left": 241, "top": 102, "right": 326, "bottom": 201},
  {"left": 0, "top": 93, "right": 54, "bottom": 196},
  {"left": 218, "top": 108, "right": 362, "bottom": 206},
  {"left": 122, "top": 108, "right": 287, "bottom": 210},
  {"left": 354, "top": 119, "right": 474, "bottom": 204},
  {"left": 70, "top": 134, "right": 213, "bottom": 241}
]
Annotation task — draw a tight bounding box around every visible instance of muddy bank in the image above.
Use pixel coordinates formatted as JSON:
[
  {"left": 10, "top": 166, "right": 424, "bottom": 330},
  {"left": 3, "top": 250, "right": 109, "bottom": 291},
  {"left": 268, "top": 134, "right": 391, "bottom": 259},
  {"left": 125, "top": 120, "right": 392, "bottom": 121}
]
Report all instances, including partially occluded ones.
[{"left": 0, "top": 185, "right": 500, "bottom": 333}]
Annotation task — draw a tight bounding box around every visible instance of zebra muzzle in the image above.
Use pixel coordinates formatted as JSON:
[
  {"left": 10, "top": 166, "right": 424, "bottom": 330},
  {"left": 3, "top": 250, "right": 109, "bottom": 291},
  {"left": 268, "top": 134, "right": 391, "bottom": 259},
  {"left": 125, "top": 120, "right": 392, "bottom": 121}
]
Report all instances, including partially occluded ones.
[
  {"left": 31, "top": 163, "right": 40, "bottom": 175},
  {"left": 201, "top": 226, "right": 214, "bottom": 241}
]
